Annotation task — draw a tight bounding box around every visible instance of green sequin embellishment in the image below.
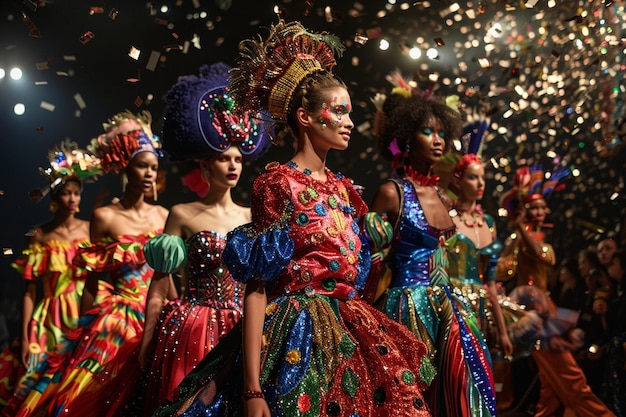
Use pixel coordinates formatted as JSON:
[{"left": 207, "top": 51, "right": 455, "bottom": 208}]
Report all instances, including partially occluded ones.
[
  {"left": 419, "top": 356, "right": 437, "bottom": 386},
  {"left": 338, "top": 333, "right": 356, "bottom": 358},
  {"left": 307, "top": 187, "right": 318, "bottom": 199},
  {"left": 322, "top": 278, "right": 336, "bottom": 291},
  {"left": 328, "top": 195, "right": 338, "bottom": 208},
  {"left": 402, "top": 369, "right": 415, "bottom": 385},
  {"left": 341, "top": 367, "right": 360, "bottom": 398}
]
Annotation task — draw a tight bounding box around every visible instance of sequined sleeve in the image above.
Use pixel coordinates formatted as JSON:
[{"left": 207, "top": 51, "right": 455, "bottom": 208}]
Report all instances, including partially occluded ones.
[{"left": 222, "top": 170, "right": 295, "bottom": 283}]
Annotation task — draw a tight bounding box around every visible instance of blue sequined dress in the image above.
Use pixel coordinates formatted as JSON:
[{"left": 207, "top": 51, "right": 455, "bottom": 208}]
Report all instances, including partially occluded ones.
[
  {"left": 380, "top": 178, "right": 496, "bottom": 417},
  {"left": 153, "top": 162, "right": 434, "bottom": 417}
]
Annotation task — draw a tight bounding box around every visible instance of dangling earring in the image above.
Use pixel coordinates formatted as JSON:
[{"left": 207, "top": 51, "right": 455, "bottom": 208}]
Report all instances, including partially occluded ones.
[
  {"left": 75, "top": 205, "right": 80, "bottom": 213},
  {"left": 321, "top": 123, "right": 327, "bottom": 130},
  {"left": 121, "top": 172, "right": 128, "bottom": 192},
  {"left": 49, "top": 201, "right": 58, "bottom": 212},
  {"left": 152, "top": 181, "right": 158, "bottom": 202}
]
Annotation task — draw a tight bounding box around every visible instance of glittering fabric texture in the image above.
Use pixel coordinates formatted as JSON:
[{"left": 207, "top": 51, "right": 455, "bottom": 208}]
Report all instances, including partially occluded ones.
[
  {"left": 143, "top": 231, "right": 243, "bottom": 415},
  {"left": 382, "top": 179, "right": 496, "bottom": 417},
  {"left": 154, "top": 163, "right": 433, "bottom": 417},
  {"left": 446, "top": 214, "right": 504, "bottom": 332}
]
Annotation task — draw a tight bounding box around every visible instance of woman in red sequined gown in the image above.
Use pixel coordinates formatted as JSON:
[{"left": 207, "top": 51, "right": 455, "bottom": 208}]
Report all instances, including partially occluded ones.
[{"left": 139, "top": 63, "right": 269, "bottom": 416}]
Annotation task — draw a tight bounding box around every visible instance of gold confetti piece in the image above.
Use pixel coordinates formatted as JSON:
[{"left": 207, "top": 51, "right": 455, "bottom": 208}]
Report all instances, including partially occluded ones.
[
  {"left": 164, "top": 44, "right": 183, "bottom": 51},
  {"left": 109, "top": 8, "right": 118, "bottom": 20},
  {"left": 434, "top": 37, "right": 445, "bottom": 46},
  {"left": 35, "top": 126, "right": 44, "bottom": 132},
  {"left": 89, "top": 6, "right": 104, "bottom": 15},
  {"left": 3, "top": 248, "right": 13, "bottom": 256},
  {"left": 146, "top": 50, "right": 161, "bottom": 71},
  {"left": 0, "top": 190, "right": 4, "bottom": 195},
  {"left": 354, "top": 34, "right": 368, "bottom": 45},
  {"left": 36, "top": 61, "right": 49, "bottom": 70},
  {"left": 40, "top": 101, "right": 55, "bottom": 111},
  {"left": 79, "top": 31, "right": 95, "bottom": 44},
  {"left": 35, "top": 81, "right": 47, "bottom": 85},
  {"left": 134, "top": 96, "right": 143, "bottom": 107},
  {"left": 21, "top": 12, "right": 40, "bottom": 38},
  {"left": 56, "top": 71, "right": 69, "bottom": 76},
  {"left": 127, "top": 77, "right": 140, "bottom": 83},
  {"left": 64, "top": 55, "right": 76, "bottom": 61},
  {"left": 74, "top": 93, "right": 86, "bottom": 109},
  {"left": 128, "top": 46, "right": 141, "bottom": 60},
  {"left": 154, "top": 18, "right": 168, "bottom": 26}
]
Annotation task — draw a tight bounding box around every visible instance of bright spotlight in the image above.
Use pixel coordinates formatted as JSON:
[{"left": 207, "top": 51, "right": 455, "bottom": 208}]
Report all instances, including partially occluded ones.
[
  {"left": 409, "top": 47, "right": 421, "bottom": 59},
  {"left": 426, "top": 48, "right": 439, "bottom": 59},
  {"left": 14, "top": 103, "right": 25, "bottom": 115},
  {"left": 0, "top": 68, "right": 4, "bottom": 79},
  {"left": 160, "top": 5, "right": 169, "bottom": 13},
  {"left": 379, "top": 39, "right": 390, "bottom": 50},
  {"left": 10, "top": 67, "right": 22, "bottom": 80}
]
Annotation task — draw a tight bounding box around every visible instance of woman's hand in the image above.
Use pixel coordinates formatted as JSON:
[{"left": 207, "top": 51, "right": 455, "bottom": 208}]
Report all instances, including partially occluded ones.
[
  {"left": 499, "top": 332, "right": 514, "bottom": 357},
  {"left": 20, "top": 339, "right": 30, "bottom": 368},
  {"left": 244, "top": 398, "right": 271, "bottom": 417}
]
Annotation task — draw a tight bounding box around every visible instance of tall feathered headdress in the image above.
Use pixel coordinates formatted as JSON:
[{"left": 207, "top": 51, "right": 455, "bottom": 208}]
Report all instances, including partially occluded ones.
[
  {"left": 499, "top": 164, "right": 571, "bottom": 219},
  {"left": 229, "top": 20, "right": 345, "bottom": 125}
]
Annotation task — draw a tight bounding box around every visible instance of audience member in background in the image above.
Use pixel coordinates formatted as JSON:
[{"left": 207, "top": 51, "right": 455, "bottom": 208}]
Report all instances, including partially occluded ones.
[{"left": 597, "top": 238, "right": 619, "bottom": 270}]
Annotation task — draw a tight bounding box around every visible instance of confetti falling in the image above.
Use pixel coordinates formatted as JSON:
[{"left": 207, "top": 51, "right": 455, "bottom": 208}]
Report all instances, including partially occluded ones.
[{"left": 0, "top": 0, "right": 623, "bottom": 272}]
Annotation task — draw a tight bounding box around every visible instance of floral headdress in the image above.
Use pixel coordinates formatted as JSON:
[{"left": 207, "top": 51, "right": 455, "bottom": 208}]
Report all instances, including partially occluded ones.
[
  {"left": 29, "top": 139, "right": 103, "bottom": 201},
  {"left": 162, "top": 62, "right": 271, "bottom": 162},
  {"left": 88, "top": 110, "right": 162, "bottom": 174},
  {"left": 499, "top": 164, "right": 571, "bottom": 220},
  {"left": 229, "top": 19, "right": 345, "bottom": 131}
]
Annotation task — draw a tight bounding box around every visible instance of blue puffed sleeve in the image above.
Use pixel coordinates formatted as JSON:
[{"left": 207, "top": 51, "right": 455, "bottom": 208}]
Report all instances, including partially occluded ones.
[
  {"left": 143, "top": 233, "right": 187, "bottom": 273},
  {"left": 223, "top": 221, "right": 294, "bottom": 283}
]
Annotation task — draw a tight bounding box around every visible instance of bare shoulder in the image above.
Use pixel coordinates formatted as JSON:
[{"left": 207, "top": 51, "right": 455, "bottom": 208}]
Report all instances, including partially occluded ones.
[{"left": 371, "top": 181, "right": 400, "bottom": 213}]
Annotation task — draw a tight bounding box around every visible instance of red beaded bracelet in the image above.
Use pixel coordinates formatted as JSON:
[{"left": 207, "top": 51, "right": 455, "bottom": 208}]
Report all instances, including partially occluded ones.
[{"left": 242, "top": 390, "right": 264, "bottom": 400}]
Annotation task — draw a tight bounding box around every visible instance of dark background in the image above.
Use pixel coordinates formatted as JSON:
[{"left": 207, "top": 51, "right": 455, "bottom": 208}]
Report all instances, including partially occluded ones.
[{"left": 1, "top": 0, "right": 624, "bottom": 342}]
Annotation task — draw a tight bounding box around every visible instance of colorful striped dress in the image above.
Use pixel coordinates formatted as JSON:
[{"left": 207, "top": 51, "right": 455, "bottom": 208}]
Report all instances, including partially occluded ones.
[
  {"left": 1, "top": 239, "right": 89, "bottom": 416},
  {"left": 46, "top": 231, "right": 160, "bottom": 417}
]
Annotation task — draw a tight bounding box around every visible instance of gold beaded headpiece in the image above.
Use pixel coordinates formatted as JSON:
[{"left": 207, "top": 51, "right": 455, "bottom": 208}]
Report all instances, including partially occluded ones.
[{"left": 229, "top": 20, "right": 345, "bottom": 124}]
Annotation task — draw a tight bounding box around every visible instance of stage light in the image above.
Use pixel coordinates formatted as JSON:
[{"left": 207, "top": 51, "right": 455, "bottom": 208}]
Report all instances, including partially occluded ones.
[
  {"left": 409, "top": 47, "right": 421, "bottom": 59},
  {"left": 160, "top": 5, "right": 169, "bottom": 13},
  {"left": 426, "top": 48, "right": 439, "bottom": 59},
  {"left": 14, "top": 103, "right": 25, "bottom": 115},
  {"left": 10, "top": 67, "right": 22, "bottom": 80},
  {"left": 379, "top": 39, "right": 390, "bottom": 50}
]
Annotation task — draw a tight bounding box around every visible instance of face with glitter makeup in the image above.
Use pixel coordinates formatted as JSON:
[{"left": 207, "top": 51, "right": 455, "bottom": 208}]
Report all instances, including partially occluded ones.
[
  {"left": 310, "top": 87, "right": 353, "bottom": 151},
  {"left": 409, "top": 116, "right": 446, "bottom": 166}
]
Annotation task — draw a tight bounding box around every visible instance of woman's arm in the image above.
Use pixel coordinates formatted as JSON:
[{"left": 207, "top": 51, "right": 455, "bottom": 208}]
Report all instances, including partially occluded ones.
[
  {"left": 20, "top": 282, "right": 37, "bottom": 367},
  {"left": 242, "top": 281, "right": 271, "bottom": 417},
  {"left": 485, "top": 280, "right": 513, "bottom": 356},
  {"left": 139, "top": 271, "right": 170, "bottom": 368},
  {"left": 80, "top": 208, "right": 111, "bottom": 315}
]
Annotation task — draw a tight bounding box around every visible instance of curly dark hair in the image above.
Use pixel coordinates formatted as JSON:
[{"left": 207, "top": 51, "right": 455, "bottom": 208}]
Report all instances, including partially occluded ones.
[{"left": 373, "top": 93, "right": 462, "bottom": 163}]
